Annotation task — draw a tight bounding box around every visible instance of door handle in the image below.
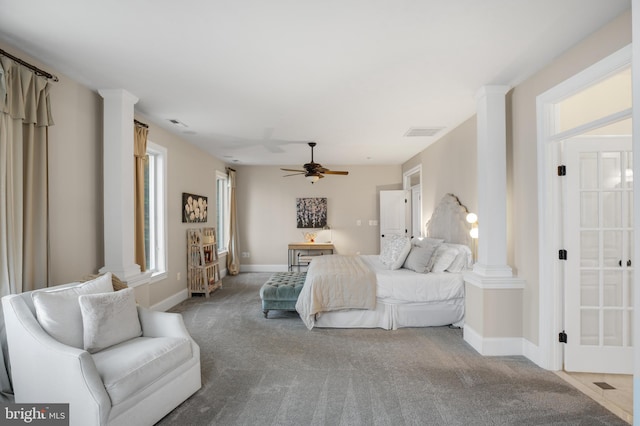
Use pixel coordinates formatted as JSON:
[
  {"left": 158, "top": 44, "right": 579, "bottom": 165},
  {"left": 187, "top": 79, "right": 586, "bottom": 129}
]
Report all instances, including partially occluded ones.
[
  {"left": 381, "top": 234, "right": 385, "bottom": 238},
  {"left": 628, "top": 260, "right": 632, "bottom": 267},
  {"left": 619, "top": 260, "right": 622, "bottom": 267}
]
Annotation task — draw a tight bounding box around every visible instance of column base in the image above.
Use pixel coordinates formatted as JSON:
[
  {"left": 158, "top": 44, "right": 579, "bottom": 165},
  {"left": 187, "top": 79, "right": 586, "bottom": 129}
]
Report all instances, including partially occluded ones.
[
  {"left": 471, "top": 263, "right": 514, "bottom": 278},
  {"left": 99, "top": 265, "right": 153, "bottom": 307},
  {"left": 99, "top": 264, "right": 151, "bottom": 288},
  {"left": 464, "top": 270, "right": 525, "bottom": 289},
  {"left": 463, "top": 270, "right": 525, "bottom": 356}
]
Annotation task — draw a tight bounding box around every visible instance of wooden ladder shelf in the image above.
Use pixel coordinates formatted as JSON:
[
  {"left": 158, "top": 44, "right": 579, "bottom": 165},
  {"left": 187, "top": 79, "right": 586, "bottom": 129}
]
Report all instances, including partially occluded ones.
[{"left": 187, "top": 227, "right": 222, "bottom": 297}]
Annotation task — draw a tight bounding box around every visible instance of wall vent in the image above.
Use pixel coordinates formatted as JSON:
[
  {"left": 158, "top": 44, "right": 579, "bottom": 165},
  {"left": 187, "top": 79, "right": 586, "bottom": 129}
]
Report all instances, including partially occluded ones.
[{"left": 404, "top": 127, "right": 444, "bottom": 137}]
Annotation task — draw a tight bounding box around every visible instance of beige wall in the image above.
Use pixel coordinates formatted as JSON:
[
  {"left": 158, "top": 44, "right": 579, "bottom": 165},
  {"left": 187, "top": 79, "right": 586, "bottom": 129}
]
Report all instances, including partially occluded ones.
[
  {"left": 138, "top": 118, "right": 228, "bottom": 306},
  {"left": 236, "top": 165, "right": 402, "bottom": 267},
  {"left": 402, "top": 116, "right": 478, "bottom": 223},
  {"left": 4, "top": 8, "right": 631, "bottom": 323},
  {"left": 0, "top": 41, "right": 106, "bottom": 286},
  {"left": 1, "top": 41, "right": 229, "bottom": 308},
  {"left": 47, "top": 73, "right": 105, "bottom": 286},
  {"left": 510, "top": 10, "right": 631, "bottom": 344},
  {"left": 464, "top": 285, "right": 523, "bottom": 337},
  {"left": 403, "top": 10, "right": 631, "bottom": 344}
]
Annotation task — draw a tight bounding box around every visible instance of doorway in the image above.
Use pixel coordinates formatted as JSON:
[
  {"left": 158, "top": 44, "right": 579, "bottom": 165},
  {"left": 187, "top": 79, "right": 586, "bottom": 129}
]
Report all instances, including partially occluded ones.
[
  {"left": 537, "top": 46, "right": 632, "bottom": 422},
  {"left": 563, "top": 133, "right": 632, "bottom": 374},
  {"left": 536, "top": 45, "right": 632, "bottom": 373},
  {"left": 403, "top": 165, "right": 422, "bottom": 238}
]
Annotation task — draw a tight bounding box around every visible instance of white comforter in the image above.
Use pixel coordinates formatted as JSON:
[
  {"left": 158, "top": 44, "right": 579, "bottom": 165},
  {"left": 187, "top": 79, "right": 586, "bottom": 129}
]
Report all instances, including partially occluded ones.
[
  {"left": 295, "top": 255, "right": 376, "bottom": 329},
  {"left": 360, "top": 255, "right": 464, "bottom": 303}
]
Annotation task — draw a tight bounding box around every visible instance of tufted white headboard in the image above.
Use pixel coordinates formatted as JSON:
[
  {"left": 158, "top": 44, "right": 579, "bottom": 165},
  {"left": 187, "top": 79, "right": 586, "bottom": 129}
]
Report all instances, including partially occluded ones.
[{"left": 424, "top": 193, "right": 472, "bottom": 247}]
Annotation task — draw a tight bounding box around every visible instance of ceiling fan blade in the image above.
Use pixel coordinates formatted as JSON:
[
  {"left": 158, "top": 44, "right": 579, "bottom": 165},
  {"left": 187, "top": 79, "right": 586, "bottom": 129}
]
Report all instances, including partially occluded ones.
[
  {"left": 263, "top": 127, "right": 275, "bottom": 140},
  {"left": 283, "top": 172, "right": 305, "bottom": 177},
  {"left": 283, "top": 142, "right": 349, "bottom": 181},
  {"left": 265, "top": 145, "right": 285, "bottom": 153}
]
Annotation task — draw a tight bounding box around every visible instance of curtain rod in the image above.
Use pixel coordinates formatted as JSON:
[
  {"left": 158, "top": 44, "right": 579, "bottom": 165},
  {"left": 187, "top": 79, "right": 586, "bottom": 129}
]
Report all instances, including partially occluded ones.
[
  {"left": 134, "top": 119, "right": 149, "bottom": 128},
  {"left": 0, "top": 48, "right": 59, "bottom": 82}
]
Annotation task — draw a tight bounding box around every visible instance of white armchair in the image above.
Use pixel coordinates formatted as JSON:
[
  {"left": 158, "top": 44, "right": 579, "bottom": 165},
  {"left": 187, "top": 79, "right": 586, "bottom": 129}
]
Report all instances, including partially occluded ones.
[{"left": 2, "top": 278, "right": 201, "bottom": 426}]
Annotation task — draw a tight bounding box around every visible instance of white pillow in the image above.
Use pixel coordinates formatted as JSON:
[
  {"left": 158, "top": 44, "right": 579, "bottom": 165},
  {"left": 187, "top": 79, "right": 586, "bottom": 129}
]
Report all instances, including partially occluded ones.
[
  {"left": 380, "top": 235, "right": 411, "bottom": 270},
  {"left": 412, "top": 237, "right": 444, "bottom": 249},
  {"left": 445, "top": 244, "right": 473, "bottom": 272},
  {"left": 403, "top": 245, "right": 439, "bottom": 273},
  {"left": 430, "top": 246, "right": 459, "bottom": 273},
  {"left": 32, "top": 273, "right": 114, "bottom": 348},
  {"left": 79, "top": 287, "right": 142, "bottom": 353}
]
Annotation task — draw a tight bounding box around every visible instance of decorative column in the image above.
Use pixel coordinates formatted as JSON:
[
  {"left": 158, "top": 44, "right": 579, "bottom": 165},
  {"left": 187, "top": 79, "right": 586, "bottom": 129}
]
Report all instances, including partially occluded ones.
[
  {"left": 463, "top": 85, "right": 525, "bottom": 356},
  {"left": 98, "top": 89, "right": 150, "bottom": 289},
  {"left": 473, "top": 86, "right": 513, "bottom": 277}
]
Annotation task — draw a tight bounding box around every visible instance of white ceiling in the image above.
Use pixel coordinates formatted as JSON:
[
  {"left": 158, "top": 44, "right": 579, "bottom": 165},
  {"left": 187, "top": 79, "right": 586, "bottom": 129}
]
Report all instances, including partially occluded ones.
[{"left": 0, "top": 0, "right": 630, "bottom": 166}]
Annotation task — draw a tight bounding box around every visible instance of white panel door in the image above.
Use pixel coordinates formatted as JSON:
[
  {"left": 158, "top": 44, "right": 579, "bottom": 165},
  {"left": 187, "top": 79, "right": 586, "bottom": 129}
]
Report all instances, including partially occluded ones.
[
  {"left": 379, "top": 190, "right": 408, "bottom": 251},
  {"left": 564, "top": 137, "right": 633, "bottom": 374},
  {"left": 411, "top": 185, "right": 421, "bottom": 239}
]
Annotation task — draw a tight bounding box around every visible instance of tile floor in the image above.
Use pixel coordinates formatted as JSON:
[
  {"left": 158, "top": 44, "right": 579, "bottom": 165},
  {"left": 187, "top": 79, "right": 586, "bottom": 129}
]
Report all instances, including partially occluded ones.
[{"left": 556, "top": 371, "right": 632, "bottom": 424}]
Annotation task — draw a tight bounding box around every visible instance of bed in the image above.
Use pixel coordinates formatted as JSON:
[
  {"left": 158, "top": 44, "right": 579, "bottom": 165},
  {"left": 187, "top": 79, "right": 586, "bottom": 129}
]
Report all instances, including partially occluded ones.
[{"left": 295, "top": 193, "right": 473, "bottom": 330}]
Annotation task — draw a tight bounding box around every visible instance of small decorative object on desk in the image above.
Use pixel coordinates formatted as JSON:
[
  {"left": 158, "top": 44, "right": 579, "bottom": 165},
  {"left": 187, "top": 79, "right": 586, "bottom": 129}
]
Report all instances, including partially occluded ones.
[{"left": 302, "top": 231, "right": 317, "bottom": 243}]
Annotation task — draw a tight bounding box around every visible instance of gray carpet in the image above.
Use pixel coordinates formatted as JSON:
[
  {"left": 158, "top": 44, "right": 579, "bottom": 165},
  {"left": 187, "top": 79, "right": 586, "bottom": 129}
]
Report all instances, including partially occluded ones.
[{"left": 158, "top": 272, "right": 628, "bottom": 426}]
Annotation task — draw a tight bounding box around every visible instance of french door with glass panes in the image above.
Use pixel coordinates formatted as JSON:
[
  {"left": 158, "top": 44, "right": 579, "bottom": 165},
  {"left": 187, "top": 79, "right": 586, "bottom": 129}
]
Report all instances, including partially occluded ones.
[{"left": 563, "top": 137, "right": 633, "bottom": 373}]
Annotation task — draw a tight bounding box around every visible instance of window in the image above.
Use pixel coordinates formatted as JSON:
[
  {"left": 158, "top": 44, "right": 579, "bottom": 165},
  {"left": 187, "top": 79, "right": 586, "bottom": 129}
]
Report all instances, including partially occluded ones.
[
  {"left": 144, "top": 141, "right": 167, "bottom": 279},
  {"left": 555, "top": 66, "right": 631, "bottom": 134},
  {"left": 216, "top": 171, "right": 230, "bottom": 253}
]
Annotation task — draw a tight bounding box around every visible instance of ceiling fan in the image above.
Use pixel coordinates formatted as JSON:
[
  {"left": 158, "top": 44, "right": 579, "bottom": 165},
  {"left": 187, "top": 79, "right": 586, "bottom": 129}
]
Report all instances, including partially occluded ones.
[{"left": 281, "top": 142, "right": 349, "bottom": 184}]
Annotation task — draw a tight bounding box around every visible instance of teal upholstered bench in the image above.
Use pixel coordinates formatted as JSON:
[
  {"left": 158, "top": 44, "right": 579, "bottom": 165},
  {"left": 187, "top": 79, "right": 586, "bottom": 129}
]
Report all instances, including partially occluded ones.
[{"left": 259, "top": 272, "right": 306, "bottom": 318}]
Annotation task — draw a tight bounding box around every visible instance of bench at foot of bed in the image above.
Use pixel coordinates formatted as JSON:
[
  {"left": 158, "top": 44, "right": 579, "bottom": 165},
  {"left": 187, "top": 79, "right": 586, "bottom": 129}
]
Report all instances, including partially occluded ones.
[{"left": 259, "top": 272, "right": 306, "bottom": 318}]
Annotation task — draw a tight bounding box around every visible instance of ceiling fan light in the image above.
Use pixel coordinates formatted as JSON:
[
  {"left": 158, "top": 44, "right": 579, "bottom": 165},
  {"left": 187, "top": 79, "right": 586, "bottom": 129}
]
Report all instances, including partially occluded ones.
[{"left": 306, "top": 175, "right": 320, "bottom": 184}]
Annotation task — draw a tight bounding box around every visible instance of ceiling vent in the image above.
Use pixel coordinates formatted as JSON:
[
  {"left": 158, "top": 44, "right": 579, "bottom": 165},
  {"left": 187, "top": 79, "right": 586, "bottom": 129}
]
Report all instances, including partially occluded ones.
[
  {"left": 404, "top": 127, "right": 444, "bottom": 137},
  {"left": 168, "top": 118, "right": 188, "bottom": 128}
]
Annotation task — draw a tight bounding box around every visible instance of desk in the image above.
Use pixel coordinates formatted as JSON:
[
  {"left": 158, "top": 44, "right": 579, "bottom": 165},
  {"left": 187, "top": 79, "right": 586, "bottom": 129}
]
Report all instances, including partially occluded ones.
[{"left": 288, "top": 242, "right": 334, "bottom": 271}]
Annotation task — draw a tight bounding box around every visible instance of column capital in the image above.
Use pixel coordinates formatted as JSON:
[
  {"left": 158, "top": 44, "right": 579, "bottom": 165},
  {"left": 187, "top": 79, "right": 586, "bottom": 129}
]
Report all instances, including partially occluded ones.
[
  {"left": 98, "top": 89, "right": 139, "bottom": 104},
  {"left": 475, "top": 85, "right": 511, "bottom": 100}
]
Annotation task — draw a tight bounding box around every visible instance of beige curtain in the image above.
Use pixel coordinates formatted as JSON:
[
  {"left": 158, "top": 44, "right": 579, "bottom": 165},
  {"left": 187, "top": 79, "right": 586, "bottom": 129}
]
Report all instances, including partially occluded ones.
[
  {"left": 134, "top": 122, "right": 148, "bottom": 272},
  {"left": 0, "top": 56, "right": 54, "bottom": 296},
  {"left": 226, "top": 168, "right": 240, "bottom": 275},
  {"left": 0, "top": 56, "right": 54, "bottom": 401}
]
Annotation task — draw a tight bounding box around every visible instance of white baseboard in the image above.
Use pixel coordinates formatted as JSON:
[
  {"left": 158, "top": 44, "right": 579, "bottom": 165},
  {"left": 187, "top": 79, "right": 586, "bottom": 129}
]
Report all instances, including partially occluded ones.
[
  {"left": 151, "top": 288, "right": 189, "bottom": 312},
  {"left": 151, "top": 268, "right": 229, "bottom": 312},
  {"left": 240, "top": 264, "right": 288, "bottom": 273},
  {"left": 522, "top": 338, "right": 542, "bottom": 367},
  {"left": 463, "top": 324, "right": 537, "bottom": 357}
]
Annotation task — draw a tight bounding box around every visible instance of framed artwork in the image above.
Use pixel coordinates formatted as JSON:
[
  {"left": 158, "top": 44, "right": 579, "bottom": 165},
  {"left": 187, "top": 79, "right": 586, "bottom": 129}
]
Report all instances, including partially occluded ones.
[
  {"left": 183, "top": 193, "right": 208, "bottom": 223},
  {"left": 296, "top": 197, "right": 327, "bottom": 228}
]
